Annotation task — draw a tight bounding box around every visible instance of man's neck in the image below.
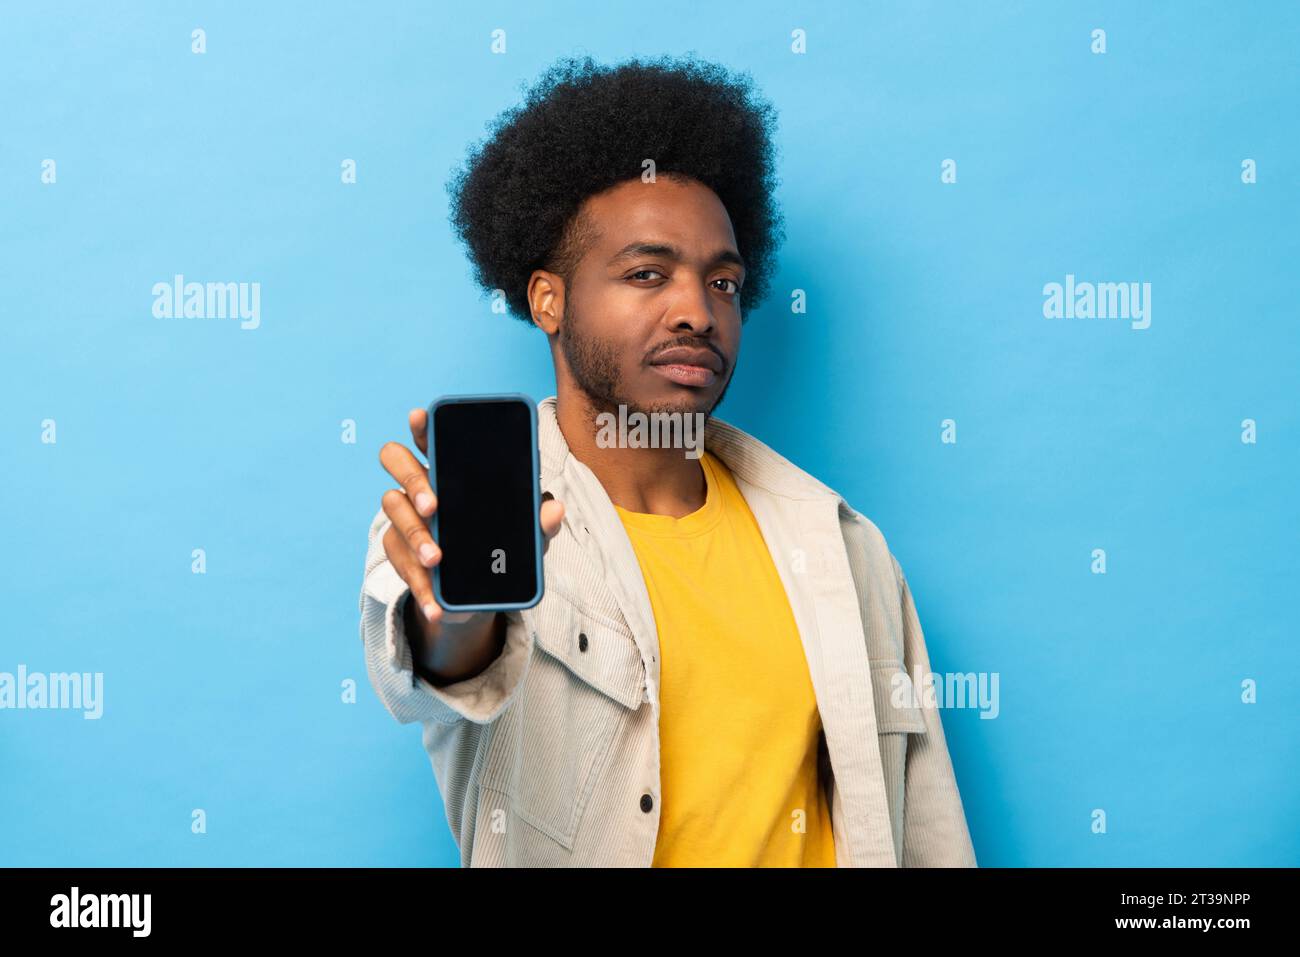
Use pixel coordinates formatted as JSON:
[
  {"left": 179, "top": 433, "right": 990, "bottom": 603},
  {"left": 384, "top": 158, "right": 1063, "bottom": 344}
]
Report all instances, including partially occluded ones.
[{"left": 555, "top": 389, "right": 708, "bottom": 519}]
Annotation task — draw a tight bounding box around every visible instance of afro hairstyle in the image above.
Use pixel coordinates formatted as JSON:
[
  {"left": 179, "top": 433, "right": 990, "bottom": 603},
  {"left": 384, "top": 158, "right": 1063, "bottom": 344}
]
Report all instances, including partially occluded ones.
[{"left": 445, "top": 52, "right": 785, "bottom": 325}]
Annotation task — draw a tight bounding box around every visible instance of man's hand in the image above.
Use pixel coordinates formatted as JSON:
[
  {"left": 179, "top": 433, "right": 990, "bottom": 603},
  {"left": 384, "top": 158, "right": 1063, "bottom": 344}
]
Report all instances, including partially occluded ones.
[{"left": 378, "top": 406, "right": 564, "bottom": 684}]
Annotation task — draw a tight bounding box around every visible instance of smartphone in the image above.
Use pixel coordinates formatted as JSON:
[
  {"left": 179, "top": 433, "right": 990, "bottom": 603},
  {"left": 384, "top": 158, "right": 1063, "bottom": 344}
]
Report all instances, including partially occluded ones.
[{"left": 426, "top": 393, "right": 544, "bottom": 612}]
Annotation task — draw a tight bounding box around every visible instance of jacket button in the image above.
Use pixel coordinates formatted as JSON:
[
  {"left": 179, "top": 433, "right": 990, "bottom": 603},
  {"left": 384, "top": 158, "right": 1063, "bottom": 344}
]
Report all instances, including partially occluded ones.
[
  {"left": 578, "top": 632, "right": 588, "bottom": 652},
  {"left": 640, "top": 793, "right": 654, "bottom": 813}
]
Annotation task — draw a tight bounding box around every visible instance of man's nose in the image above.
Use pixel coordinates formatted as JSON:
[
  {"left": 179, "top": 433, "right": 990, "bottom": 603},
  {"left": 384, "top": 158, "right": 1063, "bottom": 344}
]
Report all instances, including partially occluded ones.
[{"left": 665, "top": 281, "right": 716, "bottom": 335}]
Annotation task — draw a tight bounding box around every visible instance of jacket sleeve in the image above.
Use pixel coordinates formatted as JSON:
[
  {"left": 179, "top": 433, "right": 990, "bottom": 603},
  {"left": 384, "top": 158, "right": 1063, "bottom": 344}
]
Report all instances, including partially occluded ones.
[
  {"left": 359, "top": 506, "right": 533, "bottom": 726},
  {"left": 891, "top": 554, "right": 979, "bottom": 867}
]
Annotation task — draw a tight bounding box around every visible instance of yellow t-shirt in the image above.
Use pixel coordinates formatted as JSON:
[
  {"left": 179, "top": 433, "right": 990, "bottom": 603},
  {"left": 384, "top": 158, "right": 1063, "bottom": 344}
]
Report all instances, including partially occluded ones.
[{"left": 614, "top": 450, "right": 836, "bottom": 867}]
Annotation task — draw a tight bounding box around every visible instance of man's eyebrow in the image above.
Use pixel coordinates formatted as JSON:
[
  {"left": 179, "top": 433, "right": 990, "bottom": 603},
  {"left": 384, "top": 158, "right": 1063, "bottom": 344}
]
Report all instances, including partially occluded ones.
[{"left": 608, "top": 241, "right": 746, "bottom": 273}]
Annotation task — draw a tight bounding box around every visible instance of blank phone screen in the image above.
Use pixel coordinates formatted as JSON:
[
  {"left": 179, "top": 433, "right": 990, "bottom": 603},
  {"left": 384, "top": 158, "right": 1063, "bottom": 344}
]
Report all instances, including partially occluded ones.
[{"left": 431, "top": 399, "right": 539, "bottom": 608}]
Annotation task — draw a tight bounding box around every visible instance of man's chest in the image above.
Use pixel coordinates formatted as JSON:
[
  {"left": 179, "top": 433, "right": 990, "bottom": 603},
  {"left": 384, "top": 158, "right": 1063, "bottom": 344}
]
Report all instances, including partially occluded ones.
[{"left": 621, "top": 514, "right": 815, "bottom": 713}]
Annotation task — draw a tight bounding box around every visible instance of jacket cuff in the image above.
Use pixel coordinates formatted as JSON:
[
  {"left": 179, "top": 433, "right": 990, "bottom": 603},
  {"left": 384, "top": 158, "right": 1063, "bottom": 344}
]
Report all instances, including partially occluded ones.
[{"left": 360, "top": 532, "right": 532, "bottom": 726}]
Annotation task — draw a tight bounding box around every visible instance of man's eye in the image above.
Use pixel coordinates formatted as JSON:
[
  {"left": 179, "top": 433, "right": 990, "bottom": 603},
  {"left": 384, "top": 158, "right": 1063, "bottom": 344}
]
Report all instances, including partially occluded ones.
[
  {"left": 628, "top": 270, "right": 664, "bottom": 281},
  {"left": 714, "top": 278, "right": 740, "bottom": 294}
]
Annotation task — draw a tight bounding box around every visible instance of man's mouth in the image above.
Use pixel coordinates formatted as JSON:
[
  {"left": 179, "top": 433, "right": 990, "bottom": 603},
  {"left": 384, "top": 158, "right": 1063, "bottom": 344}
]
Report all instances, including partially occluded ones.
[
  {"left": 648, "top": 345, "right": 723, "bottom": 388},
  {"left": 649, "top": 363, "right": 717, "bottom": 387}
]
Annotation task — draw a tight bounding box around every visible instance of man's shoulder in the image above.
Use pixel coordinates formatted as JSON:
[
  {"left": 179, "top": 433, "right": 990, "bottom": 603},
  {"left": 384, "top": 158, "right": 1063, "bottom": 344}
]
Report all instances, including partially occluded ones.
[
  {"left": 705, "top": 413, "right": 900, "bottom": 581},
  {"left": 837, "top": 500, "right": 903, "bottom": 589}
]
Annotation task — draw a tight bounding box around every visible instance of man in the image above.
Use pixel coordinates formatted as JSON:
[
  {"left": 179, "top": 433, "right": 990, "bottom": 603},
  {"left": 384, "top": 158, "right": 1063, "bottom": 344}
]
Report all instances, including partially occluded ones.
[{"left": 360, "top": 53, "right": 977, "bottom": 867}]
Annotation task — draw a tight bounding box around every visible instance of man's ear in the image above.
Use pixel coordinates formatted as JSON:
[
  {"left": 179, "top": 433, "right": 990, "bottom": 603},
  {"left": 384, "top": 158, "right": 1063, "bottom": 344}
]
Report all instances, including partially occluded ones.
[{"left": 528, "top": 270, "right": 564, "bottom": 335}]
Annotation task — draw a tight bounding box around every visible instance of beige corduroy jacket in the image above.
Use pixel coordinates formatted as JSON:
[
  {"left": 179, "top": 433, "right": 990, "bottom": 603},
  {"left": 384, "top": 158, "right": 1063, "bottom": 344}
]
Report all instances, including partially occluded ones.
[{"left": 359, "top": 395, "right": 977, "bottom": 867}]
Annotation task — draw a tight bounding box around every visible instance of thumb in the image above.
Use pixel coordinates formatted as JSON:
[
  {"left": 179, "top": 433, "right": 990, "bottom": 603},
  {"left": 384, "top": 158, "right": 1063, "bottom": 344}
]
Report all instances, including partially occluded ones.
[{"left": 540, "top": 497, "right": 565, "bottom": 543}]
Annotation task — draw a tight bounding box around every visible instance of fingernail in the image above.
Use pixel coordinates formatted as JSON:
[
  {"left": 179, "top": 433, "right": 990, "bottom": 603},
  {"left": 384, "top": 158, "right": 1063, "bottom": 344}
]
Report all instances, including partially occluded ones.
[
  {"left": 415, "top": 492, "right": 433, "bottom": 514},
  {"left": 422, "top": 603, "right": 437, "bottom": 619},
  {"left": 419, "top": 543, "right": 437, "bottom": 565}
]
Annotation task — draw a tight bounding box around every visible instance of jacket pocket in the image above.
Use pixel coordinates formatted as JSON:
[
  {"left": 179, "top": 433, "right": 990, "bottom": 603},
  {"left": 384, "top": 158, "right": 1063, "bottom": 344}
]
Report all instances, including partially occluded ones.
[
  {"left": 871, "top": 659, "right": 928, "bottom": 734},
  {"left": 477, "top": 588, "right": 643, "bottom": 854}
]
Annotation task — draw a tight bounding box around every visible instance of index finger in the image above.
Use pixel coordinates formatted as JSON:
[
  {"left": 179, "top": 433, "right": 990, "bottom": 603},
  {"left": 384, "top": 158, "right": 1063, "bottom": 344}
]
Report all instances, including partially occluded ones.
[{"left": 379, "top": 440, "right": 436, "bottom": 518}]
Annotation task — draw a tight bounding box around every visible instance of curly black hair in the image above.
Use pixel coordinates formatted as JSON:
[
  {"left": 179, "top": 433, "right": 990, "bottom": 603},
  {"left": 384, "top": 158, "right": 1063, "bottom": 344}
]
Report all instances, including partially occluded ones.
[{"left": 445, "top": 53, "right": 785, "bottom": 325}]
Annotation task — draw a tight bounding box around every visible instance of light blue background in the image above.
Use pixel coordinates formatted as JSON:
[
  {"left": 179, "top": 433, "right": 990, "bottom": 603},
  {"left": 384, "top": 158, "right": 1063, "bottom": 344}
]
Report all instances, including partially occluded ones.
[{"left": 2, "top": 1, "right": 1296, "bottom": 867}]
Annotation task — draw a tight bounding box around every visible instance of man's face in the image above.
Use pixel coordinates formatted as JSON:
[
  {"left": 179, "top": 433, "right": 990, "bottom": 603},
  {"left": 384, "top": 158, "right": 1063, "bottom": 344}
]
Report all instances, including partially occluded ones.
[{"left": 548, "top": 176, "right": 745, "bottom": 420}]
